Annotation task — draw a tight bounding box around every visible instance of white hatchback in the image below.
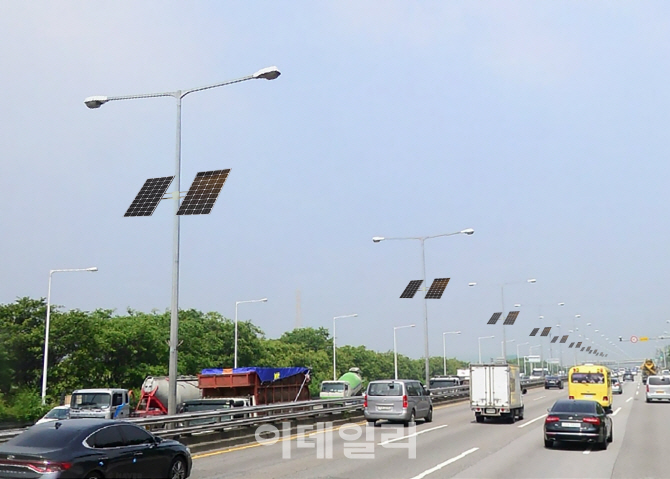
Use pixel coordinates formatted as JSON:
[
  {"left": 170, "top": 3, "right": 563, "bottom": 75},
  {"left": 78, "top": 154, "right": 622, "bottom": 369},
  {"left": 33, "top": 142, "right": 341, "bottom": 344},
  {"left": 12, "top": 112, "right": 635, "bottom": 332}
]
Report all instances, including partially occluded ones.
[{"left": 35, "top": 405, "right": 70, "bottom": 424}]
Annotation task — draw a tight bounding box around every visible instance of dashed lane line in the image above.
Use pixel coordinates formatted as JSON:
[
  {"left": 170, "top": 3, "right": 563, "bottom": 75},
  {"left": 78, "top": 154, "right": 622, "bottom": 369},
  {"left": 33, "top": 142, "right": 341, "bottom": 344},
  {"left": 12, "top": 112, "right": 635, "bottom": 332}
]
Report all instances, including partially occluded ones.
[{"left": 407, "top": 448, "right": 480, "bottom": 479}]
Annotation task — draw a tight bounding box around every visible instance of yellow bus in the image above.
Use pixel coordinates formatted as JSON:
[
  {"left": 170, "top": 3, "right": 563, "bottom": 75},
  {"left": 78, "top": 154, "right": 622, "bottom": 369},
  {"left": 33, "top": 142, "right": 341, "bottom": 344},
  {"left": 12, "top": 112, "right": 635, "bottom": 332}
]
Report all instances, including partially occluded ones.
[{"left": 568, "top": 364, "right": 613, "bottom": 412}]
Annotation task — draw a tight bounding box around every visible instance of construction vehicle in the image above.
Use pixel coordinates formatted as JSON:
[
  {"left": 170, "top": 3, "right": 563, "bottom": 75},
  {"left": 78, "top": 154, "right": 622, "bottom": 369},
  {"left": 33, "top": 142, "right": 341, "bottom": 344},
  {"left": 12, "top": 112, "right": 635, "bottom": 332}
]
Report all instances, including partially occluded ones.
[
  {"left": 641, "top": 359, "right": 657, "bottom": 385},
  {"left": 134, "top": 376, "right": 202, "bottom": 417},
  {"left": 198, "top": 367, "right": 311, "bottom": 405},
  {"left": 470, "top": 363, "right": 527, "bottom": 423},
  {"left": 320, "top": 368, "right": 363, "bottom": 399}
]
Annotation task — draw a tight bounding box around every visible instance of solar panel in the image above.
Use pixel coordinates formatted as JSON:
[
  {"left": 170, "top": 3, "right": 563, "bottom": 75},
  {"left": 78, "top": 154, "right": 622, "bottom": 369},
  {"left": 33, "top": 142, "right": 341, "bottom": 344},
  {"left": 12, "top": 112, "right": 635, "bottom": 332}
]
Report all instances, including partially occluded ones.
[
  {"left": 177, "top": 169, "right": 230, "bottom": 215},
  {"left": 586, "top": 346, "right": 591, "bottom": 352},
  {"left": 540, "top": 327, "right": 552, "bottom": 337},
  {"left": 425, "top": 278, "right": 450, "bottom": 299},
  {"left": 568, "top": 342, "right": 575, "bottom": 348},
  {"left": 560, "top": 335, "right": 569, "bottom": 344},
  {"left": 400, "top": 280, "right": 423, "bottom": 299},
  {"left": 503, "top": 311, "right": 520, "bottom": 325},
  {"left": 575, "top": 342, "right": 582, "bottom": 348},
  {"left": 529, "top": 327, "right": 540, "bottom": 337},
  {"left": 580, "top": 347, "right": 585, "bottom": 351},
  {"left": 593, "top": 349, "right": 598, "bottom": 354},
  {"left": 550, "top": 336, "right": 558, "bottom": 343},
  {"left": 124, "top": 176, "right": 174, "bottom": 217},
  {"left": 487, "top": 312, "right": 502, "bottom": 325}
]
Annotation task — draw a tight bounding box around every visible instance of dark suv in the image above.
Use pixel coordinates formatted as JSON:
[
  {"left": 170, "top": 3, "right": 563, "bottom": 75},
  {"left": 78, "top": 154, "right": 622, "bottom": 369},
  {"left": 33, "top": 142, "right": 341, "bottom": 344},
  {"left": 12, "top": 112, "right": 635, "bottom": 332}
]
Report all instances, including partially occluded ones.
[{"left": 545, "top": 375, "right": 564, "bottom": 389}]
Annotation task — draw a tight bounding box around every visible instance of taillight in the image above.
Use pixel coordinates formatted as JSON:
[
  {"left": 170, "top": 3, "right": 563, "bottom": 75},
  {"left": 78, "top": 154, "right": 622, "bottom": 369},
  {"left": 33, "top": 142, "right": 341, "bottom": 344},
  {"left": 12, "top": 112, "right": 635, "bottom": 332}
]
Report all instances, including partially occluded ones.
[
  {"left": 545, "top": 416, "right": 560, "bottom": 423},
  {"left": 582, "top": 417, "right": 600, "bottom": 425},
  {"left": 568, "top": 395, "right": 574, "bottom": 399},
  {"left": 647, "top": 384, "right": 649, "bottom": 393},
  {"left": 18, "top": 462, "right": 72, "bottom": 474},
  {"left": 603, "top": 396, "right": 608, "bottom": 402},
  {"left": 402, "top": 395, "right": 408, "bottom": 409},
  {"left": 363, "top": 394, "right": 367, "bottom": 408}
]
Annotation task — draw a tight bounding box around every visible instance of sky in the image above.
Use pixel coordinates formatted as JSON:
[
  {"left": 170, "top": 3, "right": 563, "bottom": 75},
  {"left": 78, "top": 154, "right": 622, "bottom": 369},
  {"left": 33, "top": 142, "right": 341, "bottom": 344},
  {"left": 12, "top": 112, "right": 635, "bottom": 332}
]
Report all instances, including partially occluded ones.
[{"left": 2, "top": 2, "right": 670, "bottom": 365}]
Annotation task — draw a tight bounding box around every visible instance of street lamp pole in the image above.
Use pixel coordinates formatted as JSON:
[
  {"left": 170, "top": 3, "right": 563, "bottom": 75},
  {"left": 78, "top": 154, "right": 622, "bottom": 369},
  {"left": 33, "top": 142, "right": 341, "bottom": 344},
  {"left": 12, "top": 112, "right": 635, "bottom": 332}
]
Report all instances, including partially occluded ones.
[
  {"left": 516, "top": 342, "right": 529, "bottom": 368},
  {"left": 85, "top": 66, "right": 280, "bottom": 416},
  {"left": 394, "top": 324, "right": 416, "bottom": 380},
  {"left": 234, "top": 298, "right": 267, "bottom": 368},
  {"left": 442, "top": 331, "right": 461, "bottom": 375},
  {"left": 333, "top": 314, "right": 358, "bottom": 380},
  {"left": 502, "top": 339, "right": 515, "bottom": 359},
  {"left": 373, "top": 228, "right": 474, "bottom": 386},
  {"left": 478, "top": 335, "right": 495, "bottom": 363},
  {"left": 41, "top": 267, "right": 98, "bottom": 405}
]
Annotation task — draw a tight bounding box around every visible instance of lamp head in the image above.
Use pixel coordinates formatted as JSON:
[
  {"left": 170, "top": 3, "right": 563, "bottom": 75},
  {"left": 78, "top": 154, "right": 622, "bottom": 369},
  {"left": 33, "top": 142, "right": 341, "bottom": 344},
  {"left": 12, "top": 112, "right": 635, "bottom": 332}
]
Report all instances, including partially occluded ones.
[
  {"left": 86, "top": 267, "right": 98, "bottom": 272},
  {"left": 372, "top": 236, "right": 385, "bottom": 243},
  {"left": 260, "top": 298, "right": 268, "bottom": 302},
  {"left": 468, "top": 282, "right": 477, "bottom": 287},
  {"left": 84, "top": 96, "right": 108, "bottom": 109},
  {"left": 253, "top": 66, "right": 281, "bottom": 80},
  {"left": 527, "top": 278, "right": 537, "bottom": 283},
  {"left": 460, "top": 228, "right": 475, "bottom": 235}
]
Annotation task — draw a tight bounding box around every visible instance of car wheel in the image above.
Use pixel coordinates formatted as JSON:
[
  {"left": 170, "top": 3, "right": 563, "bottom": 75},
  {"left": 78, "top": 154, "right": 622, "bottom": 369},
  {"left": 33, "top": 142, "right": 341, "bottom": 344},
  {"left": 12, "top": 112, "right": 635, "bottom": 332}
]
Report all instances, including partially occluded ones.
[
  {"left": 476, "top": 414, "right": 484, "bottom": 423},
  {"left": 559, "top": 383, "right": 564, "bottom": 389},
  {"left": 168, "top": 457, "right": 187, "bottom": 479},
  {"left": 646, "top": 398, "right": 651, "bottom": 403},
  {"left": 519, "top": 407, "right": 524, "bottom": 420},
  {"left": 544, "top": 439, "right": 552, "bottom": 448},
  {"left": 84, "top": 473, "right": 103, "bottom": 479},
  {"left": 425, "top": 407, "right": 433, "bottom": 423},
  {"left": 404, "top": 410, "right": 415, "bottom": 427},
  {"left": 607, "top": 428, "right": 613, "bottom": 443}
]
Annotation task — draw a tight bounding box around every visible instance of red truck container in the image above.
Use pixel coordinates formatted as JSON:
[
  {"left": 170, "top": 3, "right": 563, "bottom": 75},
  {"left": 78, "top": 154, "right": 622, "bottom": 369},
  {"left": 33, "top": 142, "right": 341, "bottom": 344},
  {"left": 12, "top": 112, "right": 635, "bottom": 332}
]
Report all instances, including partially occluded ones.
[{"left": 198, "top": 367, "right": 311, "bottom": 405}]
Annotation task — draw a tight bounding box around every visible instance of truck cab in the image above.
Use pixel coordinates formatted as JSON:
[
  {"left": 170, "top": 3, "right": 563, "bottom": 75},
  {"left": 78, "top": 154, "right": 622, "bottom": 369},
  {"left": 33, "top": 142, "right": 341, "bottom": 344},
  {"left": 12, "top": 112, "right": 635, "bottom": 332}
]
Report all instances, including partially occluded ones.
[{"left": 69, "top": 388, "right": 130, "bottom": 419}]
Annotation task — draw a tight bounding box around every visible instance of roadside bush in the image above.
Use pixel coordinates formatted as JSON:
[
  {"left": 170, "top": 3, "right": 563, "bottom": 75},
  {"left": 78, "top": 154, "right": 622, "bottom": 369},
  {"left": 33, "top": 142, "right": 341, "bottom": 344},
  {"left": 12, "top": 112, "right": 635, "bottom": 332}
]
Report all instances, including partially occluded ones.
[{"left": 3, "top": 389, "right": 51, "bottom": 423}]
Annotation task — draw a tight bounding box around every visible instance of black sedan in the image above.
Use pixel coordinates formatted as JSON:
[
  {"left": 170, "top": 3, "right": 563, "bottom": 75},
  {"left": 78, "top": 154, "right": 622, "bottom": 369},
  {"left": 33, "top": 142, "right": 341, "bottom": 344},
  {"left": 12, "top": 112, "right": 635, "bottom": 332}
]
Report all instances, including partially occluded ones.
[
  {"left": 544, "top": 399, "right": 612, "bottom": 450},
  {"left": 0, "top": 418, "right": 191, "bottom": 479},
  {"left": 544, "top": 376, "right": 563, "bottom": 389}
]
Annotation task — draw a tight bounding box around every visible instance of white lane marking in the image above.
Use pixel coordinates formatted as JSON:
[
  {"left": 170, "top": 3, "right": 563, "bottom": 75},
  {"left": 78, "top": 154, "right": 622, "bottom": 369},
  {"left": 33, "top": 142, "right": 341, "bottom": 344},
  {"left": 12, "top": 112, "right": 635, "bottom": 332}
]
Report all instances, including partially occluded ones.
[
  {"left": 408, "top": 448, "right": 479, "bottom": 479},
  {"left": 583, "top": 447, "right": 592, "bottom": 455},
  {"left": 533, "top": 396, "right": 546, "bottom": 401},
  {"left": 378, "top": 425, "right": 448, "bottom": 445},
  {"left": 626, "top": 397, "right": 633, "bottom": 403},
  {"left": 518, "top": 414, "right": 547, "bottom": 428},
  {"left": 611, "top": 407, "right": 622, "bottom": 416},
  {"left": 636, "top": 390, "right": 639, "bottom": 395}
]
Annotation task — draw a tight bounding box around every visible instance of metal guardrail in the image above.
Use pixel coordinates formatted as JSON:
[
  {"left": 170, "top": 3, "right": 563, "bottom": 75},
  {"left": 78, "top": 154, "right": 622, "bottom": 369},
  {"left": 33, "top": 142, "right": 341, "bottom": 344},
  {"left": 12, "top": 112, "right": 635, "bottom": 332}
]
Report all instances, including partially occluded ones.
[{"left": 0, "top": 378, "right": 547, "bottom": 445}]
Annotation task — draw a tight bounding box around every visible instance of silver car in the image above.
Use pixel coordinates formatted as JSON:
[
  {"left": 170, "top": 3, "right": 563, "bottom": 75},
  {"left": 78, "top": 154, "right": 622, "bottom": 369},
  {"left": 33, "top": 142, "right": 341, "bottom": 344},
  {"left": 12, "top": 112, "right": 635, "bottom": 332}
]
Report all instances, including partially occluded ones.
[
  {"left": 612, "top": 378, "right": 623, "bottom": 395},
  {"left": 364, "top": 380, "right": 433, "bottom": 426},
  {"left": 646, "top": 375, "right": 670, "bottom": 402}
]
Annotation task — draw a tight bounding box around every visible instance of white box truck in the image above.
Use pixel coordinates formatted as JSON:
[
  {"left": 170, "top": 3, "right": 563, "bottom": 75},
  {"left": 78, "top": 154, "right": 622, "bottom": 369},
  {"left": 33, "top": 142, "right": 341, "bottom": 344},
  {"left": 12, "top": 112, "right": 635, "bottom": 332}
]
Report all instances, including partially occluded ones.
[{"left": 470, "top": 363, "right": 527, "bottom": 423}]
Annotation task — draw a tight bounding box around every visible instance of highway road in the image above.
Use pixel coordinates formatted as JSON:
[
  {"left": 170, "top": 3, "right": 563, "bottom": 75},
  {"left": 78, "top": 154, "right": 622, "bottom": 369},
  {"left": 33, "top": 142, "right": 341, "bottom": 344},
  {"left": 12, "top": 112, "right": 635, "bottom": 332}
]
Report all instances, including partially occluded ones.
[{"left": 189, "top": 379, "right": 664, "bottom": 478}]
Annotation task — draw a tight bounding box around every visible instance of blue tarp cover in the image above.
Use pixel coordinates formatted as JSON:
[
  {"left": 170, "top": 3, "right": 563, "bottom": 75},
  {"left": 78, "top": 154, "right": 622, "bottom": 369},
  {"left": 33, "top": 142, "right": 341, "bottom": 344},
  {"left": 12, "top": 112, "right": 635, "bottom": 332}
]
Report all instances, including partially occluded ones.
[{"left": 200, "top": 367, "right": 309, "bottom": 383}]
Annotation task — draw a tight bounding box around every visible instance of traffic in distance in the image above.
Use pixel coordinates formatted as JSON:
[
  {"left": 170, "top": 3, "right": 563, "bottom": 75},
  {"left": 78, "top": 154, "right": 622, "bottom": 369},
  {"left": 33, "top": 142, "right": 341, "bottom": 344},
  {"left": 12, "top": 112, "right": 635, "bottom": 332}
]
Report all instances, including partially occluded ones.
[{"left": 3, "top": 359, "right": 669, "bottom": 478}]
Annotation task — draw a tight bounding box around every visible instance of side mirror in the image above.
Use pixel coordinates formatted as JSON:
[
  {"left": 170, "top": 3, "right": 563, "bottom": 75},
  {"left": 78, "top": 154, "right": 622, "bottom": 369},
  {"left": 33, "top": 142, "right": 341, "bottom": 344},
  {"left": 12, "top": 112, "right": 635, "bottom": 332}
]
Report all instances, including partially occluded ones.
[
  {"left": 522, "top": 388, "right": 528, "bottom": 395},
  {"left": 154, "top": 436, "right": 164, "bottom": 444}
]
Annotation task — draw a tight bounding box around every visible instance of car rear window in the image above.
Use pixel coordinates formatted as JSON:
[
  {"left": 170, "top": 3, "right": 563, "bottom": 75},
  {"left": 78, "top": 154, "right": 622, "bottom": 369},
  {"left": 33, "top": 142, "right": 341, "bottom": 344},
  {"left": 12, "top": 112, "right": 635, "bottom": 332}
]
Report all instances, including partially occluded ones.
[
  {"left": 648, "top": 377, "right": 670, "bottom": 386},
  {"left": 368, "top": 382, "right": 403, "bottom": 396},
  {"left": 571, "top": 372, "right": 605, "bottom": 384},
  {"left": 551, "top": 401, "right": 597, "bottom": 413},
  {"left": 9, "top": 425, "right": 80, "bottom": 448}
]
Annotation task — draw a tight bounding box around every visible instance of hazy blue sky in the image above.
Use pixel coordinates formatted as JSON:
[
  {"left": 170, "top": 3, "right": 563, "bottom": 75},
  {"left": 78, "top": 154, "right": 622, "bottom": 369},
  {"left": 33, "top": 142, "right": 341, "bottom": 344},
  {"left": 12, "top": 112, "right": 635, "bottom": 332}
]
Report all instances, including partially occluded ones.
[{"left": 2, "top": 2, "right": 669, "bottom": 364}]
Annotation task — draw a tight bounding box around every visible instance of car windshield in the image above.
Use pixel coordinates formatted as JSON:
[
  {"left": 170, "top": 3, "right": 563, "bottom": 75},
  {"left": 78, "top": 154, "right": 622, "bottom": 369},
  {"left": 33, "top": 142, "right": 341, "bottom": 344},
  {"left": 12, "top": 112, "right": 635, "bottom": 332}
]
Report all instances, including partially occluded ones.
[
  {"left": 648, "top": 377, "right": 670, "bottom": 386},
  {"left": 368, "top": 382, "right": 403, "bottom": 396},
  {"left": 321, "top": 383, "right": 345, "bottom": 393},
  {"left": 9, "top": 425, "right": 80, "bottom": 448},
  {"left": 44, "top": 408, "right": 69, "bottom": 419},
  {"left": 430, "top": 379, "right": 459, "bottom": 388},
  {"left": 551, "top": 401, "right": 597, "bottom": 413},
  {"left": 71, "top": 393, "right": 111, "bottom": 408},
  {"left": 571, "top": 372, "right": 605, "bottom": 384}
]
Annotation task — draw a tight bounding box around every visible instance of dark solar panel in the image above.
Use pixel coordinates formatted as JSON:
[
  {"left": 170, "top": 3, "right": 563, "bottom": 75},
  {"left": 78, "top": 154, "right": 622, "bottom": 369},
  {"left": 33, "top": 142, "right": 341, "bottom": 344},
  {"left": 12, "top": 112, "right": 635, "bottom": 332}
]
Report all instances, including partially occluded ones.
[
  {"left": 400, "top": 280, "right": 423, "bottom": 299},
  {"left": 586, "top": 346, "right": 591, "bottom": 352},
  {"left": 529, "top": 327, "right": 540, "bottom": 337},
  {"left": 503, "top": 311, "right": 520, "bottom": 325},
  {"left": 425, "top": 278, "right": 450, "bottom": 299},
  {"left": 550, "top": 336, "right": 559, "bottom": 343},
  {"left": 177, "top": 169, "right": 230, "bottom": 216},
  {"left": 575, "top": 342, "right": 582, "bottom": 348},
  {"left": 593, "top": 349, "right": 598, "bottom": 354},
  {"left": 560, "top": 335, "right": 569, "bottom": 344},
  {"left": 568, "top": 342, "right": 575, "bottom": 348},
  {"left": 580, "top": 347, "right": 585, "bottom": 351},
  {"left": 124, "top": 176, "right": 174, "bottom": 217},
  {"left": 487, "top": 312, "right": 502, "bottom": 325},
  {"left": 540, "top": 327, "right": 552, "bottom": 337}
]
